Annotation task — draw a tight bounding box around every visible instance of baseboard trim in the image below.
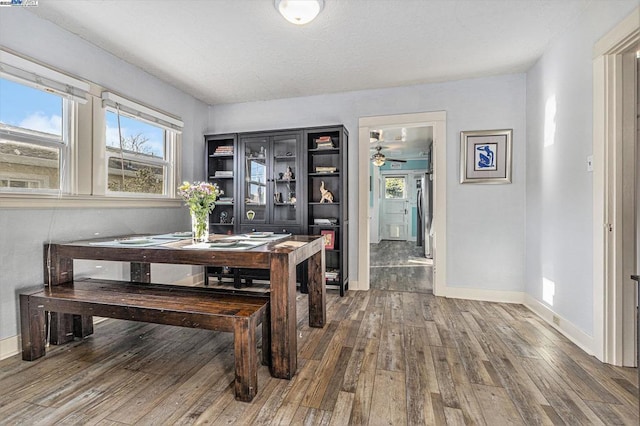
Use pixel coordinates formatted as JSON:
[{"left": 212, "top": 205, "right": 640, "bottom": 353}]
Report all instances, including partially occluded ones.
[
  {"left": 0, "top": 334, "right": 20, "bottom": 360},
  {"left": 441, "top": 285, "right": 525, "bottom": 304},
  {"left": 523, "top": 294, "right": 594, "bottom": 356}
]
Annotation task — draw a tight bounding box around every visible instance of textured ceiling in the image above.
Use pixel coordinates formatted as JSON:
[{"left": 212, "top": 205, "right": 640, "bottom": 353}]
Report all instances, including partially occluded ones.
[{"left": 29, "top": 0, "right": 593, "bottom": 105}]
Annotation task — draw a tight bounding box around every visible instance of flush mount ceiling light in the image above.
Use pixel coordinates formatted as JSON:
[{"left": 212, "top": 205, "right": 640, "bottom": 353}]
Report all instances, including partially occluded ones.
[{"left": 275, "top": 0, "right": 324, "bottom": 25}]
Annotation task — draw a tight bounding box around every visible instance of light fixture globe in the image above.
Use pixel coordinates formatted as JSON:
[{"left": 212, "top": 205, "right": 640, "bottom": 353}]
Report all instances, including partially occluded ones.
[
  {"left": 275, "top": 0, "right": 324, "bottom": 25},
  {"left": 372, "top": 152, "right": 386, "bottom": 167}
]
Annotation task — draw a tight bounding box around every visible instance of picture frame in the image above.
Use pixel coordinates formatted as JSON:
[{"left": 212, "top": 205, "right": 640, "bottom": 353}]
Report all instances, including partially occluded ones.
[
  {"left": 460, "top": 129, "right": 512, "bottom": 184},
  {"left": 320, "top": 230, "right": 335, "bottom": 250}
]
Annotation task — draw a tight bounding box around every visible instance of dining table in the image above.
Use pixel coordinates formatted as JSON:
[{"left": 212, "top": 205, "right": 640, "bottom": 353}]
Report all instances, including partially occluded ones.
[{"left": 43, "top": 232, "right": 326, "bottom": 380}]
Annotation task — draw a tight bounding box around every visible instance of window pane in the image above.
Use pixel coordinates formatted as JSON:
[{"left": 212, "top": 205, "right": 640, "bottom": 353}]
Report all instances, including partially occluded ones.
[
  {"left": 385, "top": 177, "right": 406, "bottom": 199},
  {"left": 105, "top": 110, "right": 165, "bottom": 158},
  {"left": 0, "top": 139, "right": 60, "bottom": 189},
  {"left": 107, "top": 155, "right": 164, "bottom": 194},
  {"left": 0, "top": 78, "right": 63, "bottom": 138}
]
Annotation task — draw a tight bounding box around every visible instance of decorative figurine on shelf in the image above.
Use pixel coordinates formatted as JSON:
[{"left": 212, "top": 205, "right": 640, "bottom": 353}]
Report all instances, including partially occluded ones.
[
  {"left": 289, "top": 191, "right": 296, "bottom": 204},
  {"left": 278, "top": 172, "right": 284, "bottom": 180},
  {"left": 283, "top": 166, "right": 294, "bottom": 180},
  {"left": 274, "top": 192, "right": 283, "bottom": 203},
  {"left": 220, "top": 211, "right": 229, "bottom": 223},
  {"left": 319, "top": 181, "right": 334, "bottom": 203},
  {"left": 259, "top": 146, "right": 265, "bottom": 158}
]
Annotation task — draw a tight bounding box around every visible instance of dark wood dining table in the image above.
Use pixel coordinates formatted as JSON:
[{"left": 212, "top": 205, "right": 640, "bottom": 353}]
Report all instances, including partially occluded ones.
[{"left": 43, "top": 234, "right": 326, "bottom": 380}]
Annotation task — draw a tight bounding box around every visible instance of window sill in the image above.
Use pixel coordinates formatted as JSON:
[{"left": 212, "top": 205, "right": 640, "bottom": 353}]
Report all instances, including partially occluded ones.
[{"left": 0, "top": 193, "right": 184, "bottom": 209}]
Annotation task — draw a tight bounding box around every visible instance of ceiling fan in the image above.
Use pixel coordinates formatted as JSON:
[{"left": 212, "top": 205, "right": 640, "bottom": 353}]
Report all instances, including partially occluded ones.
[{"left": 370, "top": 145, "right": 407, "bottom": 167}]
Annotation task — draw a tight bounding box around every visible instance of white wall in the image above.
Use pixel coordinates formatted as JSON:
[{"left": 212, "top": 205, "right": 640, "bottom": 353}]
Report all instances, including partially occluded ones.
[
  {"left": 209, "top": 73, "right": 527, "bottom": 292},
  {"left": 525, "top": 2, "right": 638, "bottom": 337},
  {"left": 0, "top": 10, "right": 209, "bottom": 342}
]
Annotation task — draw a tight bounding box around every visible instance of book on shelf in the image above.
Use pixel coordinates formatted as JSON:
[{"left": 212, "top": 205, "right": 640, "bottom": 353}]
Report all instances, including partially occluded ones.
[
  {"left": 314, "top": 218, "right": 338, "bottom": 225},
  {"left": 315, "top": 136, "right": 332, "bottom": 142},
  {"left": 215, "top": 170, "right": 233, "bottom": 177},
  {"left": 325, "top": 269, "right": 339, "bottom": 280},
  {"left": 315, "top": 141, "right": 334, "bottom": 149},
  {"left": 315, "top": 166, "right": 337, "bottom": 173},
  {"left": 213, "top": 146, "right": 234, "bottom": 155}
]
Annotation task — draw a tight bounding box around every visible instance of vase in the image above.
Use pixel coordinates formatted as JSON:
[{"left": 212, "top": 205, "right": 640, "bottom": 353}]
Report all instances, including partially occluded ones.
[{"left": 191, "top": 211, "right": 209, "bottom": 243}]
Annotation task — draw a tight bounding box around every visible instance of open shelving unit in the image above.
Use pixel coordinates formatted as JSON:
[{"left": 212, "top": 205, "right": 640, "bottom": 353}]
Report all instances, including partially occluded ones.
[{"left": 305, "top": 125, "right": 349, "bottom": 296}]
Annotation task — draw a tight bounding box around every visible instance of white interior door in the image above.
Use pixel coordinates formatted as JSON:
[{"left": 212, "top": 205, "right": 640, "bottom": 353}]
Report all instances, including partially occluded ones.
[{"left": 381, "top": 174, "right": 408, "bottom": 240}]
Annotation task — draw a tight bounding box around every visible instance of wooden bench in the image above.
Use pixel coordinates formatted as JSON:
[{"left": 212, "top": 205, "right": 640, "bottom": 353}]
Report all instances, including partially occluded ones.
[{"left": 20, "top": 278, "right": 270, "bottom": 402}]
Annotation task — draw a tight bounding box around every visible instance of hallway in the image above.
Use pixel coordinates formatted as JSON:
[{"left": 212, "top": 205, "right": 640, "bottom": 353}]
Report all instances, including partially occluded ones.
[{"left": 370, "top": 240, "right": 433, "bottom": 293}]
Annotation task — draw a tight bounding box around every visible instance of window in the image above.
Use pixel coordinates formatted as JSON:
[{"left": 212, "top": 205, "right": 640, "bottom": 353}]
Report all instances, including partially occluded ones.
[
  {"left": 0, "top": 49, "right": 183, "bottom": 207},
  {"left": 105, "top": 109, "right": 170, "bottom": 195},
  {"left": 0, "top": 77, "right": 70, "bottom": 192},
  {"left": 384, "top": 176, "right": 406, "bottom": 199},
  {"left": 101, "top": 92, "right": 182, "bottom": 198}
]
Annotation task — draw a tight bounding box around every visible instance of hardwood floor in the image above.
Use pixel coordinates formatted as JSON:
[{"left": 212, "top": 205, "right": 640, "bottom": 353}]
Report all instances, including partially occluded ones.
[
  {"left": 1, "top": 289, "right": 637, "bottom": 425},
  {"left": 370, "top": 240, "right": 432, "bottom": 292}
]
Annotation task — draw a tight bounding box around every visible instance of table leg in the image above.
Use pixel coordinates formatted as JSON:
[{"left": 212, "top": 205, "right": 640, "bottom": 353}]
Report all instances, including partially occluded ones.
[
  {"left": 269, "top": 252, "right": 297, "bottom": 379},
  {"left": 307, "top": 249, "right": 326, "bottom": 328},
  {"left": 44, "top": 244, "right": 88, "bottom": 343}
]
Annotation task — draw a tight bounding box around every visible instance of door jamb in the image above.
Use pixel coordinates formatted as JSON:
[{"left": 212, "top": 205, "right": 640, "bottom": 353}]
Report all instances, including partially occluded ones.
[{"left": 592, "top": 7, "right": 639, "bottom": 364}]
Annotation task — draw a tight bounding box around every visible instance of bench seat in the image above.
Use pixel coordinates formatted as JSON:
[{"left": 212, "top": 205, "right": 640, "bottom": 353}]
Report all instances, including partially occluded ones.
[{"left": 20, "top": 278, "right": 270, "bottom": 402}]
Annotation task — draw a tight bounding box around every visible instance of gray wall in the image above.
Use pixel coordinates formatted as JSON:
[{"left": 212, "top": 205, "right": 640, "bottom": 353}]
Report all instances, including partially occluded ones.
[
  {"left": 209, "top": 73, "right": 527, "bottom": 292},
  {"left": 525, "top": 3, "right": 638, "bottom": 336},
  {"left": 0, "top": 10, "right": 209, "bottom": 340}
]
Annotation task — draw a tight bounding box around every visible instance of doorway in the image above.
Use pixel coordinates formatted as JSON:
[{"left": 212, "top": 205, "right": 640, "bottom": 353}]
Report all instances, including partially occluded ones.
[{"left": 357, "top": 111, "right": 447, "bottom": 294}]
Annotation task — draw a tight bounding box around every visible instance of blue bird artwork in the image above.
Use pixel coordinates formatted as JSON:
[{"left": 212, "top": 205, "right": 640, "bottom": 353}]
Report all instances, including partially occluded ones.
[{"left": 476, "top": 144, "right": 495, "bottom": 170}]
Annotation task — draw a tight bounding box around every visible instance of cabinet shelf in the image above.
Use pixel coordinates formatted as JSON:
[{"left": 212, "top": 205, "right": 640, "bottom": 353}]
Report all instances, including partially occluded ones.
[
  {"left": 309, "top": 172, "right": 339, "bottom": 177},
  {"left": 308, "top": 148, "right": 339, "bottom": 154},
  {"left": 209, "top": 154, "right": 234, "bottom": 158},
  {"left": 309, "top": 202, "right": 340, "bottom": 205},
  {"left": 274, "top": 202, "right": 297, "bottom": 206},
  {"left": 274, "top": 155, "right": 296, "bottom": 160},
  {"left": 211, "top": 222, "right": 234, "bottom": 226},
  {"left": 209, "top": 175, "right": 234, "bottom": 179},
  {"left": 309, "top": 224, "right": 340, "bottom": 229}
]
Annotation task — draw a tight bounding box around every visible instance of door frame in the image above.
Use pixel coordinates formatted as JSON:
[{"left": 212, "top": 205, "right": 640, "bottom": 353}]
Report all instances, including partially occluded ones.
[
  {"left": 593, "top": 7, "right": 639, "bottom": 365},
  {"left": 357, "top": 111, "right": 447, "bottom": 294}
]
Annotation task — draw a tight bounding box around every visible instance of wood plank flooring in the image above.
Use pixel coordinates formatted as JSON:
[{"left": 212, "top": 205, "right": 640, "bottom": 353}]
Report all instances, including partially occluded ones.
[
  {"left": 1, "top": 289, "right": 637, "bottom": 425},
  {"left": 370, "top": 241, "right": 432, "bottom": 293}
]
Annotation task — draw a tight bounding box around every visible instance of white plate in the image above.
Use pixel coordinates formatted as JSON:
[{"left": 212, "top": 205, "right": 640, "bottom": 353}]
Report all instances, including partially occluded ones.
[
  {"left": 171, "top": 232, "right": 192, "bottom": 237},
  {"left": 208, "top": 241, "right": 236, "bottom": 247},
  {"left": 244, "top": 232, "right": 274, "bottom": 238},
  {"left": 118, "top": 238, "right": 154, "bottom": 245}
]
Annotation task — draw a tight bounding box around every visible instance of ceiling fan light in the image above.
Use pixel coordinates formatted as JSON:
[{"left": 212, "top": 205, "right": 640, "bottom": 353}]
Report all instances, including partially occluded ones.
[
  {"left": 372, "top": 153, "right": 385, "bottom": 167},
  {"left": 275, "top": 0, "right": 324, "bottom": 25}
]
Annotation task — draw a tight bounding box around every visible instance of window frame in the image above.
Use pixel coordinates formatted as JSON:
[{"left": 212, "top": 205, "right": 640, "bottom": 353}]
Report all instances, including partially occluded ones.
[
  {"left": 384, "top": 175, "right": 407, "bottom": 199},
  {"left": 0, "top": 50, "right": 183, "bottom": 209},
  {"left": 103, "top": 106, "right": 175, "bottom": 198},
  {"left": 0, "top": 77, "right": 74, "bottom": 194}
]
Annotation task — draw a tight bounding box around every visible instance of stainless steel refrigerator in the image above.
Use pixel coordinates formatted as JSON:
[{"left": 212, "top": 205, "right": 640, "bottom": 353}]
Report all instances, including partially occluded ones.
[{"left": 416, "top": 172, "right": 433, "bottom": 259}]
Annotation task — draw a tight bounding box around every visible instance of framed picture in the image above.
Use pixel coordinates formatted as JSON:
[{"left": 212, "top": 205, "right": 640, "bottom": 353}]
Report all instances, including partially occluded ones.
[
  {"left": 320, "top": 230, "right": 335, "bottom": 250},
  {"left": 460, "top": 129, "right": 512, "bottom": 184}
]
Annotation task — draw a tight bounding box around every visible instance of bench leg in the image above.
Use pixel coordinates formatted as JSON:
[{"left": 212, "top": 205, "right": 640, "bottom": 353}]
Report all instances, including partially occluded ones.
[
  {"left": 20, "top": 295, "right": 46, "bottom": 361},
  {"left": 233, "top": 317, "right": 258, "bottom": 402},
  {"left": 261, "top": 304, "right": 271, "bottom": 367}
]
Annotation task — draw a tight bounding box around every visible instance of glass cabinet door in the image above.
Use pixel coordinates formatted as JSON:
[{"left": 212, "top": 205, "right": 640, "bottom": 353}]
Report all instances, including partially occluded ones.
[
  {"left": 272, "top": 134, "right": 300, "bottom": 225},
  {"left": 242, "top": 137, "right": 268, "bottom": 224}
]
